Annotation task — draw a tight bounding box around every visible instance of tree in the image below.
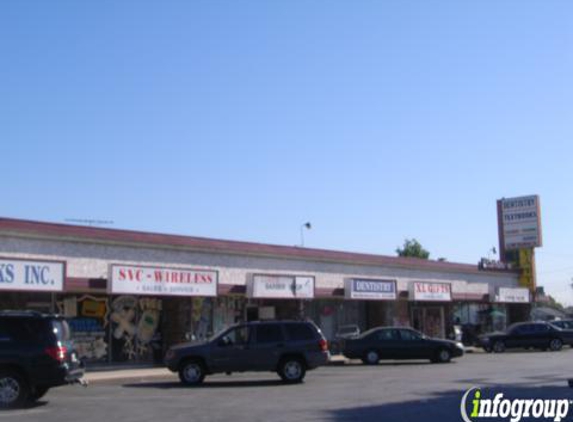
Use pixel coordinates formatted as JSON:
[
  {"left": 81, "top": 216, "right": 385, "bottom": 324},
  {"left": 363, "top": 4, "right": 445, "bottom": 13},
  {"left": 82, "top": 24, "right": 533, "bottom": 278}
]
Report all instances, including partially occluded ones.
[
  {"left": 546, "top": 295, "right": 565, "bottom": 312},
  {"left": 396, "top": 238, "right": 430, "bottom": 259}
]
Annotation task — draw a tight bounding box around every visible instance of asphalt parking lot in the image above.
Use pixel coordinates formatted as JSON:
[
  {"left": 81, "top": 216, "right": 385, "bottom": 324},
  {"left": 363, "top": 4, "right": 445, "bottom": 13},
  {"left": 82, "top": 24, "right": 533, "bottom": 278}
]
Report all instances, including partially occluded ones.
[{"left": 3, "top": 350, "right": 573, "bottom": 422}]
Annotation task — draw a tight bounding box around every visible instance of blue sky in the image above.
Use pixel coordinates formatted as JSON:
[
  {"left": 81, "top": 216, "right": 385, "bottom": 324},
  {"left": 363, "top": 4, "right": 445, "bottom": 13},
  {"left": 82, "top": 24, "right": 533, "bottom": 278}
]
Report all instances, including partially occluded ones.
[{"left": 1, "top": 2, "right": 572, "bottom": 303}]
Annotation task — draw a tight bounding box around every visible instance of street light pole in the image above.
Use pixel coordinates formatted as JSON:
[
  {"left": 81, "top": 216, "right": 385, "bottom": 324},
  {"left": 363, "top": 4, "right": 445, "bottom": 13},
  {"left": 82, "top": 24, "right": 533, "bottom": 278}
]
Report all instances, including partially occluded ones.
[{"left": 300, "top": 222, "right": 312, "bottom": 247}]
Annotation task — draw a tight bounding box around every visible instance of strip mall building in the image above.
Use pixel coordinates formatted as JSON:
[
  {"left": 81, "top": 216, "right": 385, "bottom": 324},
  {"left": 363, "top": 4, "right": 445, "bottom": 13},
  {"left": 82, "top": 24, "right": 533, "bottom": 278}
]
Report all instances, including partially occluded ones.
[{"left": 0, "top": 218, "right": 530, "bottom": 363}]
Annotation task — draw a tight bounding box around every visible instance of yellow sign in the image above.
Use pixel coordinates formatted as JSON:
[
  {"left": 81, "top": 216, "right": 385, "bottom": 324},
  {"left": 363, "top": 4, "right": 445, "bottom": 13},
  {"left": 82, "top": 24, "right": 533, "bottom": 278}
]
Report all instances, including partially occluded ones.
[{"left": 518, "top": 248, "right": 536, "bottom": 292}]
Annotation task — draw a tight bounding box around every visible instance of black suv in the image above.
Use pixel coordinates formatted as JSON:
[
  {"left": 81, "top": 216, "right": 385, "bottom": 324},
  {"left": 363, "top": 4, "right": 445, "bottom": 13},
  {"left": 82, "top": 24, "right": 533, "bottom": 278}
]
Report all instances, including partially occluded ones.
[
  {"left": 165, "top": 320, "right": 329, "bottom": 385},
  {"left": 0, "top": 311, "right": 85, "bottom": 408}
]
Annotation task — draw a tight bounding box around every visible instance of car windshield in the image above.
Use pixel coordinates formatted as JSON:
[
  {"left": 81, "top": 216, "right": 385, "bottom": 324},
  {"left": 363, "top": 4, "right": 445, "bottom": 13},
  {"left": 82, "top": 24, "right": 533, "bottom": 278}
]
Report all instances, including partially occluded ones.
[{"left": 208, "top": 326, "right": 236, "bottom": 342}]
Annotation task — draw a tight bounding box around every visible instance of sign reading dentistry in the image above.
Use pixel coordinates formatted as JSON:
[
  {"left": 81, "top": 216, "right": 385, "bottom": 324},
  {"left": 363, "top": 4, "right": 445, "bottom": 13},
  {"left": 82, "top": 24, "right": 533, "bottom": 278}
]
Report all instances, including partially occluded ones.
[
  {"left": 110, "top": 264, "right": 218, "bottom": 297},
  {"left": 248, "top": 274, "right": 315, "bottom": 299},
  {"left": 409, "top": 282, "right": 451, "bottom": 302},
  {"left": 496, "top": 287, "right": 530, "bottom": 303},
  {"left": 345, "top": 279, "right": 397, "bottom": 300},
  {"left": 0, "top": 258, "right": 64, "bottom": 292},
  {"left": 498, "top": 195, "right": 542, "bottom": 250}
]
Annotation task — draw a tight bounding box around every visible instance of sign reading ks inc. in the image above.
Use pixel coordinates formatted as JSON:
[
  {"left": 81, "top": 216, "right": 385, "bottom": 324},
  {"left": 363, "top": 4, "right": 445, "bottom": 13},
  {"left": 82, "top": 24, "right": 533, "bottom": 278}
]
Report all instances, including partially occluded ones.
[{"left": 0, "top": 258, "right": 65, "bottom": 292}]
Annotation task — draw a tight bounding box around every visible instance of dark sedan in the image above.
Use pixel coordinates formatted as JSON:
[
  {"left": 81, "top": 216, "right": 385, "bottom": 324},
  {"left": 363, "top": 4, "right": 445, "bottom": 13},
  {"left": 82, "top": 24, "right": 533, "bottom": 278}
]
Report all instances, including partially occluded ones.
[
  {"left": 342, "top": 326, "right": 464, "bottom": 364},
  {"left": 477, "top": 321, "right": 573, "bottom": 353}
]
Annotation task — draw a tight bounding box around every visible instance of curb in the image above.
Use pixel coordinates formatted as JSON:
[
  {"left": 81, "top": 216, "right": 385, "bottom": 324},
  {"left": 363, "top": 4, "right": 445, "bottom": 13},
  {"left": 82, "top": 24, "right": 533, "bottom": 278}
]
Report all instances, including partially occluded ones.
[{"left": 85, "top": 357, "right": 349, "bottom": 383}]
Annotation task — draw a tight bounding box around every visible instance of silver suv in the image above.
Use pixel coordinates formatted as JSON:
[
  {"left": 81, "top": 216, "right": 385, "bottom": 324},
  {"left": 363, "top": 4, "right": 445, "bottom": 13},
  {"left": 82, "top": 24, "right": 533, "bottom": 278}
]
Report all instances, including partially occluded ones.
[{"left": 165, "top": 320, "right": 329, "bottom": 385}]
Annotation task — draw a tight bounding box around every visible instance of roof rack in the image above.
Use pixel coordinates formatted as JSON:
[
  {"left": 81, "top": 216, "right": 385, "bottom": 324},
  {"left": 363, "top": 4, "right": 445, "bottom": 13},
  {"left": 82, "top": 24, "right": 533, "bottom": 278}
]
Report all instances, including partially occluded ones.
[{"left": 0, "top": 310, "right": 46, "bottom": 317}]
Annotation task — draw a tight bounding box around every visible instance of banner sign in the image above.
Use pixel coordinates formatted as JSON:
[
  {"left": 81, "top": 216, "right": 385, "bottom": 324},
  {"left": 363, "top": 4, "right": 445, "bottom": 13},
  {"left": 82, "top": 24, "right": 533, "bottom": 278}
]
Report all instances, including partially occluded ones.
[
  {"left": 499, "top": 195, "right": 542, "bottom": 250},
  {"left": 0, "top": 258, "right": 64, "bottom": 292},
  {"left": 496, "top": 287, "right": 530, "bottom": 303},
  {"left": 409, "top": 282, "right": 452, "bottom": 302},
  {"left": 451, "top": 282, "right": 489, "bottom": 301},
  {"left": 248, "top": 274, "right": 314, "bottom": 299},
  {"left": 110, "top": 265, "right": 218, "bottom": 297},
  {"left": 345, "top": 279, "right": 397, "bottom": 300},
  {"left": 518, "top": 248, "right": 536, "bottom": 292}
]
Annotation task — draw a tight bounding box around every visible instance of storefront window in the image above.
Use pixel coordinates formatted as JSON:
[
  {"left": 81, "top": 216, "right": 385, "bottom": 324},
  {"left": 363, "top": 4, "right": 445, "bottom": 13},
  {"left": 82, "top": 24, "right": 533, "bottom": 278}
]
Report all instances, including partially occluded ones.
[
  {"left": 308, "top": 300, "right": 366, "bottom": 340},
  {"left": 62, "top": 295, "right": 110, "bottom": 362},
  {"left": 213, "top": 297, "right": 245, "bottom": 334}
]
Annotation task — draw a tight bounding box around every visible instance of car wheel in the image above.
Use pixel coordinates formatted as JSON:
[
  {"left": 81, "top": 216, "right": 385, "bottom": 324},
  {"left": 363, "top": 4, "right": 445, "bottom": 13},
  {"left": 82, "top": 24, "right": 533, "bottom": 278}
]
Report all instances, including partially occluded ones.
[
  {"left": 549, "top": 338, "right": 563, "bottom": 352},
  {"left": 178, "top": 360, "right": 206, "bottom": 386},
  {"left": 0, "top": 370, "right": 29, "bottom": 409},
  {"left": 433, "top": 348, "right": 452, "bottom": 363},
  {"left": 278, "top": 358, "right": 306, "bottom": 383},
  {"left": 484, "top": 346, "right": 492, "bottom": 353},
  {"left": 28, "top": 386, "right": 49, "bottom": 402},
  {"left": 363, "top": 350, "right": 380, "bottom": 365},
  {"left": 492, "top": 341, "right": 506, "bottom": 353}
]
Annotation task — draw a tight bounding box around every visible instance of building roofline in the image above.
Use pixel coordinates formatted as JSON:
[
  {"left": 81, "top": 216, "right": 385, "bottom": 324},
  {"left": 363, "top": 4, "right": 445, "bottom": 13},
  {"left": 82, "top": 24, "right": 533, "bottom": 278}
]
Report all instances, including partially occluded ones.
[{"left": 0, "top": 217, "right": 517, "bottom": 276}]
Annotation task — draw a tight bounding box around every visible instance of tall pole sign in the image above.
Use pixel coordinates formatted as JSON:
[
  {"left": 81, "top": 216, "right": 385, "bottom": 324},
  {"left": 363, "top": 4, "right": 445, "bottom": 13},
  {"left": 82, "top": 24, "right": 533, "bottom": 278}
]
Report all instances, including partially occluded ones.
[{"left": 497, "top": 195, "right": 542, "bottom": 293}]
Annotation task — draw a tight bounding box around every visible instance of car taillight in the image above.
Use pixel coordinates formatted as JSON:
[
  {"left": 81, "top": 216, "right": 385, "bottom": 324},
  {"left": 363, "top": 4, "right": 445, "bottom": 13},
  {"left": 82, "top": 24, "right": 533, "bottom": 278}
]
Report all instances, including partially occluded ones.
[
  {"left": 45, "top": 346, "right": 68, "bottom": 362},
  {"left": 319, "top": 339, "right": 328, "bottom": 352}
]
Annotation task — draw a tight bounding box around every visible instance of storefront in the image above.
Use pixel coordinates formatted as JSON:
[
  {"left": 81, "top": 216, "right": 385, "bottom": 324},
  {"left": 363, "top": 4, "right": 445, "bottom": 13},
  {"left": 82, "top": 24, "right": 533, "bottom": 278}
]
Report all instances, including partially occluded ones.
[
  {"left": 494, "top": 286, "right": 531, "bottom": 328},
  {"left": 245, "top": 274, "right": 314, "bottom": 321},
  {"left": 0, "top": 217, "right": 527, "bottom": 356},
  {"left": 408, "top": 281, "right": 452, "bottom": 339},
  {"left": 346, "top": 278, "right": 397, "bottom": 329},
  {"left": 451, "top": 282, "right": 490, "bottom": 344}
]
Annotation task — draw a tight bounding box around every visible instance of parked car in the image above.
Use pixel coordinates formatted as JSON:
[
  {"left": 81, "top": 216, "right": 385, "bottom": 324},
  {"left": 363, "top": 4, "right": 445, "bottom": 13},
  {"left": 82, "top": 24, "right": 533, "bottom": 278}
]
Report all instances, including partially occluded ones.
[
  {"left": 0, "top": 310, "right": 85, "bottom": 408},
  {"left": 329, "top": 324, "right": 361, "bottom": 355},
  {"left": 341, "top": 326, "right": 464, "bottom": 364},
  {"left": 165, "top": 320, "right": 329, "bottom": 385},
  {"left": 477, "top": 321, "right": 573, "bottom": 353}
]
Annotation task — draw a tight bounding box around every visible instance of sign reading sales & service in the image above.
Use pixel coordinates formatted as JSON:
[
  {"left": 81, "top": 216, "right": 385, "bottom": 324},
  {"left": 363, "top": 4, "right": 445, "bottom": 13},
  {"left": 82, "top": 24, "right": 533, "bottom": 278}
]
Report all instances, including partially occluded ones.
[
  {"left": 345, "top": 279, "right": 397, "bottom": 300},
  {"left": 0, "top": 258, "right": 64, "bottom": 292},
  {"left": 409, "top": 282, "right": 451, "bottom": 302},
  {"left": 110, "top": 265, "right": 218, "bottom": 297}
]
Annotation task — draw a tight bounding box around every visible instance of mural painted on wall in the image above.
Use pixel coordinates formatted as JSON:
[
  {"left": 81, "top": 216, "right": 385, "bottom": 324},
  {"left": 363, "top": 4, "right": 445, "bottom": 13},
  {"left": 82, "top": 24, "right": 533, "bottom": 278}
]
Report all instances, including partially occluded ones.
[
  {"left": 110, "top": 296, "right": 162, "bottom": 362},
  {"left": 58, "top": 295, "right": 110, "bottom": 362}
]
